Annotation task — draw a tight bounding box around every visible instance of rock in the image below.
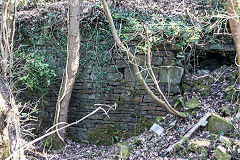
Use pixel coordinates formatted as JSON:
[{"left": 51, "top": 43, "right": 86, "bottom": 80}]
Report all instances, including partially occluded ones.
[
  {"left": 188, "top": 139, "right": 210, "bottom": 158},
  {"left": 219, "top": 135, "right": 232, "bottom": 149},
  {"left": 107, "top": 72, "right": 123, "bottom": 82},
  {"left": 185, "top": 96, "right": 199, "bottom": 109},
  {"left": 158, "top": 66, "right": 184, "bottom": 84},
  {"left": 208, "top": 113, "right": 234, "bottom": 135},
  {"left": 214, "top": 145, "right": 231, "bottom": 160},
  {"left": 150, "top": 123, "right": 164, "bottom": 136},
  {"left": 116, "top": 142, "right": 130, "bottom": 159},
  {"left": 221, "top": 106, "right": 231, "bottom": 117}
]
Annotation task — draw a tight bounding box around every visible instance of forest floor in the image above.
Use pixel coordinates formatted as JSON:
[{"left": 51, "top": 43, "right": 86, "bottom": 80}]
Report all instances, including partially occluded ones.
[
  {"left": 26, "top": 65, "right": 240, "bottom": 160},
  {"left": 16, "top": 0, "right": 239, "bottom": 159}
]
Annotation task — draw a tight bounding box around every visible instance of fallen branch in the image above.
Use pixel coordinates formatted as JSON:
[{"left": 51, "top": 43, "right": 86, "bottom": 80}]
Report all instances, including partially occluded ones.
[
  {"left": 6, "top": 103, "right": 117, "bottom": 160},
  {"left": 166, "top": 112, "right": 212, "bottom": 152}
]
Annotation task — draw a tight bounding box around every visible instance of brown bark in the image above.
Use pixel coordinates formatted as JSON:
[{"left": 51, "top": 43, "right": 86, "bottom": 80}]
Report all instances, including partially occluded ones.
[
  {"left": 100, "top": 0, "right": 186, "bottom": 118},
  {"left": 0, "top": 77, "right": 24, "bottom": 160},
  {"left": 0, "top": 0, "right": 17, "bottom": 76},
  {"left": 228, "top": 0, "right": 240, "bottom": 79},
  {"left": 53, "top": 0, "right": 80, "bottom": 143},
  {"left": 0, "top": 0, "right": 24, "bottom": 159}
]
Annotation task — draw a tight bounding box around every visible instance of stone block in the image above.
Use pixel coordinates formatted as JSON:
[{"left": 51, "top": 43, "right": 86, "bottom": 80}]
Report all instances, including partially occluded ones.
[
  {"left": 131, "top": 96, "right": 143, "bottom": 103},
  {"left": 138, "top": 106, "right": 157, "bottom": 111},
  {"left": 143, "top": 95, "right": 153, "bottom": 103},
  {"left": 107, "top": 72, "right": 123, "bottom": 82},
  {"left": 116, "top": 59, "right": 127, "bottom": 68},
  {"left": 188, "top": 139, "right": 210, "bottom": 158},
  {"left": 148, "top": 110, "right": 165, "bottom": 116},
  {"left": 208, "top": 113, "right": 234, "bottom": 135},
  {"left": 107, "top": 94, "right": 119, "bottom": 101},
  {"left": 214, "top": 145, "right": 231, "bottom": 160},
  {"left": 153, "top": 50, "right": 174, "bottom": 57},
  {"left": 88, "top": 114, "right": 104, "bottom": 120},
  {"left": 151, "top": 56, "right": 163, "bottom": 66},
  {"left": 169, "top": 85, "right": 181, "bottom": 93},
  {"left": 158, "top": 66, "right": 184, "bottom": 84}
]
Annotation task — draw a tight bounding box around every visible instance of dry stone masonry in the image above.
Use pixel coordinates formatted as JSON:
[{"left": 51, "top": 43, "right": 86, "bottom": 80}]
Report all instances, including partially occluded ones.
[{"left": 43, "top": 42, "right": 235, "bottom": 141}]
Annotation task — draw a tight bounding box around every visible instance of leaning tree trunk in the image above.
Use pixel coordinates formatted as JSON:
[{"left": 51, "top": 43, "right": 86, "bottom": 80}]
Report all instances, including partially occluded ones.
[
  {"left": 53, "top": 0, "right": 80, "bottom": 145},
  {"left": 228, "top": 0, "right": 240, "bottom": 79},
  {"left": 0, "top": 0, "right": 24, "bottom": 159},
  {"left": 100, "top": 0, "right": 186, "bottom": 118}
]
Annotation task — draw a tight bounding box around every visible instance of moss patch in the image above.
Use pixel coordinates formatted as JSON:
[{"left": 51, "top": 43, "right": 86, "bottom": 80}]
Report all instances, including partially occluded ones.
[
  {"left": 115, "top": 142, "right": 130, "bottom": 159},
  {"left": 88, "top": 118, "right": 152, "bottom": 146},
  {"left": 214, "top": 145, "right": 231, "bottom": 160},
  {"left": 208, "top": 113, "right": 234, "bottom": 135},
  {"left": 188, "top": 139, "right": 210, "bottom": 158},
  {"left": 185, "top": 96, "right": 199, "bottom": 109}
]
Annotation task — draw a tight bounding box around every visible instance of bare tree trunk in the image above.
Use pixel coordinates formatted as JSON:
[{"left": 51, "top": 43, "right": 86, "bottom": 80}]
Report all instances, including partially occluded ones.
[
  {"left": 228, "top": 0, "right": 240, "bottom": 80},
  {"left": 100, "top": 0, "right": 186, "bottom": 118},
  {"left": 0, "top": 77, "right": 24, "bottom": 160},
  {"left": 0, "top": 0, "right": 25, "bottom": 159},
  {"left": 53, "top": 0, "right": 80, "bottom": 144}
]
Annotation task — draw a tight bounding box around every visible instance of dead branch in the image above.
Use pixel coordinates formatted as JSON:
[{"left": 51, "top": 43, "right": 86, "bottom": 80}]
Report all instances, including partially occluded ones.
[
  {"left": 166, "top": 112, "right": 212, "bottom": 152},
  {"left": 6, "top": 103, "right": 117, "bottom": 160}
]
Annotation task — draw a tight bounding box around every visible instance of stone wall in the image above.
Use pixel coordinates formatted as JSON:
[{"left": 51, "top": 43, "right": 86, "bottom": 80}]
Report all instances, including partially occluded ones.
[
  {"left": 22, "top": 41, "right": 235, "bottom": 141},
  {"left": 43, "top": 41, "right": 190, "bottom": 141}
]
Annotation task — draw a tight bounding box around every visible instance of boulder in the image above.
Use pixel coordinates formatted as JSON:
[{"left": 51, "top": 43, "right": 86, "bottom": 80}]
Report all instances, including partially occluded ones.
[
  {"left": 214, "top": 145, "right": 231, "bottom": 160},
  {"left": 185, "top": 96, "right": 199, "bottom": 109},
  {"left": 208, "top": 113, "right": 234, "bottom": 135},
  {"left": 188, "top": 139, "right": 210, "bottom": 158},
  {"left": 115, "top": 142, "right": 130, "bottom": 160}
]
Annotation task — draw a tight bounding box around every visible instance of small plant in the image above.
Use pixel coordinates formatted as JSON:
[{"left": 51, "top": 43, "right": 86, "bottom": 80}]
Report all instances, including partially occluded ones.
[{"left": 13, "top": 52, "right": 56, "bottom": 94}]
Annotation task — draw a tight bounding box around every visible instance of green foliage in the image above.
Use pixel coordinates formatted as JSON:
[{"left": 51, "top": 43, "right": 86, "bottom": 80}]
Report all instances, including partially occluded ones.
[{"left": 14, "top": 52, "right": 56, "bottom": 94}]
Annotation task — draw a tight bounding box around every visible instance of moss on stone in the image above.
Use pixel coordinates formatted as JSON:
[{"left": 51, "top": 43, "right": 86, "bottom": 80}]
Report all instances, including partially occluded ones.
[
  {"left": 214, "top": 145, "right": 231, "bottom": 160},
  {"left": 115, "top": 142, "right": 130, "bottom": 160},
  {"left": 185, "top": 96, "right": 199, "bottom": 109},
  {"left": 221, "top": 106, "right": 231, "bottom": 117},
  {"left": 219, "top": 135, "right": 232, "bottom": 149},
  {"left": 88, "top": 118, "right": 152, "bottom": 146},
  {"left": 188, "top": 139, "right": 210, "bottom": 158},
  {"left": 208, "top": 113, "right": 234, "bottom": 135},
  {"left": 119, "top": 95, "right": 126, "bottom": 105},
  {"left": 182, "top": 83, "right": 192, "bottom": 92},
  {"left": 155, "top": 116, "right": 164, "bottom": 124}
]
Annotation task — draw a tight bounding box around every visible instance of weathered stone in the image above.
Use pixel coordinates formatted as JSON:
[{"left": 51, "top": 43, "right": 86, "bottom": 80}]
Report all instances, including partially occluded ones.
[
  {"left": 188, "top": 139, "right": 210, "bottom": 157},
  {"left": 169, "top": 85, "right": 181, "bottom": 93},
  {"left": 116, "top": 143, "right": 130, "bottom": 159},
  {"left": 138, "top": 106, "right": 157, "bottom": 111},
  {"left": 162, "top": 59, "right": 175, "bottom": 66},
  {"left": 143, "top": 95, "right": 153, "bottom": 103},
  {"left": 151, "top": 56, "right": 163, "bottom": 66},
  {"left": 214, "top": 145, "right": 231, "bottom": 160},
  {"left": 88, "top": 114, "right": 104, "bottom": 120},
  {"left": 116, "top": 59, "right": 127, "bottom": 68},
  {"left": 221, "top": 106, "right": 231, "bottom": 116},
  {"left": 158, "top": 66, "right": 184, "bottom": 84},
  {"left": 124, "top": 67, "right": 136, "bottom": 82},
  {"left": 131, "top": 96, "right": 143, "bottom": 103},
  {"left": 148, "top": 110, "right": 165, "bottom": 116},
  {"left": 107, "top": 94, "right": 119, "bottom": 101},
  {"left": 153, "top": 50, "right": 174, "bottom": 57},
  {"left": 185, "top": 96, "right": 199, "bottom": 109},
  {"left": 219, "top": 135, "right": 232, "bottom": 149},
  {"left": 208, "top": 113, "right": 234, "bottom": 135},
  {"left": 107, "top": 72, "right": 123, "bottom": 82}
]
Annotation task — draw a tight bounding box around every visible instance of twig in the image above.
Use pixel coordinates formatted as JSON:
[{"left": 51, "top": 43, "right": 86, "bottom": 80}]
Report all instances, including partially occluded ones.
[{"left": 6, "top": 103, "right": 117, "bottom": 160}]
